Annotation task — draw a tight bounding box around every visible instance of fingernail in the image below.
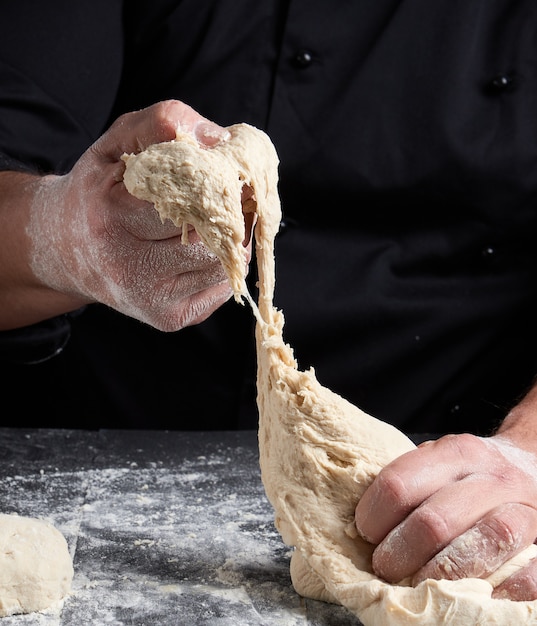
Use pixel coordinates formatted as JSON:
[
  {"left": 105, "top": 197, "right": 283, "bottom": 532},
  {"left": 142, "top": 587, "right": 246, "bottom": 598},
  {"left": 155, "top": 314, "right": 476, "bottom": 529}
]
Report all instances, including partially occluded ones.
[{"left": 194, "top": 122, "right": 230, "bottom": 147}]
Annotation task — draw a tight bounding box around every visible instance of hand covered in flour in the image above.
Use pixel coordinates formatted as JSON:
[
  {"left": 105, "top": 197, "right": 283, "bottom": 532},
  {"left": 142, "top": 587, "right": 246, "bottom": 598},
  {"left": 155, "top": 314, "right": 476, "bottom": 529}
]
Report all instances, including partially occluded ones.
[
  {"left": 1, "top": 100, "right": 251, "bottom": 331},
  {"left": 354, "top": 431, "right": 537, "bottom": 600}
]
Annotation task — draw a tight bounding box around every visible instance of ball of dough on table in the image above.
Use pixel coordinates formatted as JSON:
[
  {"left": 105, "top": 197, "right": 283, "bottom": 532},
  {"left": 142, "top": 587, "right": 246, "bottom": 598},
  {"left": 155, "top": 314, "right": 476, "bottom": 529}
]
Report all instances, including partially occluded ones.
[{"left": 0, "top": 513, "right": 73, "bottom": 617}]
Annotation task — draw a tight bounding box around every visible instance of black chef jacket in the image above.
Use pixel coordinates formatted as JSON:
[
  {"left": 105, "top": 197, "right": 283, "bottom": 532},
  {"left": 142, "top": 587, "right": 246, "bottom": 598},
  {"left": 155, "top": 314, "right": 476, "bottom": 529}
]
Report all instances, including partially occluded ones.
[{"left": 2, "top": 0, "right": 537, "bottom": 435}]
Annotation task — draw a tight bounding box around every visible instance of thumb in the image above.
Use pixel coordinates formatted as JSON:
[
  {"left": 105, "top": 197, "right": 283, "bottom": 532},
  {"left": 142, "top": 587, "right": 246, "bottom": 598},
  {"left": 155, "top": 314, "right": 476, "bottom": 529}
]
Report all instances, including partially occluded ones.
[
  {"left": 191, "top": 120, "right": 231, "bottom": 147},
  {"left": 93, "top": 100, "right": 229, "bottom": 161}
]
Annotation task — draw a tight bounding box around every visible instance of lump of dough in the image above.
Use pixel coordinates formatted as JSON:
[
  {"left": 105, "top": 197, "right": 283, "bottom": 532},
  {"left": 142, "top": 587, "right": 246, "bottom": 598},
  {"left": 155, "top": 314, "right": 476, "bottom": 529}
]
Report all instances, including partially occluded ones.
[
  {"left": 122, "top": 123, "right": 281, "bottom": 303},
  {"left": 0, "top": 514, "right": 73, "bottom": 617}
]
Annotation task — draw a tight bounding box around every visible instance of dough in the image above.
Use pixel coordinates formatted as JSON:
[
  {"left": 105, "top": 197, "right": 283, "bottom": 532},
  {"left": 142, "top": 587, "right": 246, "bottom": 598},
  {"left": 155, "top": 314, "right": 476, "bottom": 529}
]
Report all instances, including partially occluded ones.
[
  {"left": 122, "top": 124, "right": 278, "bottom": 302},
  {"left": 0, "top": 513, "right": 73, "bottom": 617},
  {"left": 123, "top": 123, "right": 537, "bottom": 625}
]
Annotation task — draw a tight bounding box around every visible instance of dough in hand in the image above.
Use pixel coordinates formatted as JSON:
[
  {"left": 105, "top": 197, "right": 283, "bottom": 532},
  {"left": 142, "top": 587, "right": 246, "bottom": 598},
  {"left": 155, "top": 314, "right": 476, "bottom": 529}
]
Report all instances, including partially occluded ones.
[
  {"left": 122, "top": 124, "right": 277, "bottom": 301},
  {"left": 0, "top": 513, "right": 73, "bottom": 617},
  {"left": 123, "top": 122, "right": 537, "bottom": 625}
]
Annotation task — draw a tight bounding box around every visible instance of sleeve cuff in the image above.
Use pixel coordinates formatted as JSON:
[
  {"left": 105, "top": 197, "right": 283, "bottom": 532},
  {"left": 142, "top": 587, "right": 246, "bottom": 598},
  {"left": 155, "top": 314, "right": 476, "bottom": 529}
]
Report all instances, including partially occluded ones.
[{"left": 0, "top": 309, "right": 85, "bottom": 364}]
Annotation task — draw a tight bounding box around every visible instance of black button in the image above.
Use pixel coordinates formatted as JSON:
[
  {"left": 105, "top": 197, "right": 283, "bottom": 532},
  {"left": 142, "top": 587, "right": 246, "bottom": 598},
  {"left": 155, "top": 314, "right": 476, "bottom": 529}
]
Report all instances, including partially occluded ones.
[
  {"left": 292, "top": 49, "right": 314, "bottom": 68},
  {"left": 485, "top": 73, "right": 516, "bottom": 94},
  {"left": 277, "top": 217, "right": 298, "bottom": 236}
]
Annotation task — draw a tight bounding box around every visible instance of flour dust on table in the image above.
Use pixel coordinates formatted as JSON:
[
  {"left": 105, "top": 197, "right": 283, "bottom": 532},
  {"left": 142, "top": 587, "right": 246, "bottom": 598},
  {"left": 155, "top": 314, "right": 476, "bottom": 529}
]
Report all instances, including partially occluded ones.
[{"left": 0, "top": 435, "right": 354, "bottom": 626}]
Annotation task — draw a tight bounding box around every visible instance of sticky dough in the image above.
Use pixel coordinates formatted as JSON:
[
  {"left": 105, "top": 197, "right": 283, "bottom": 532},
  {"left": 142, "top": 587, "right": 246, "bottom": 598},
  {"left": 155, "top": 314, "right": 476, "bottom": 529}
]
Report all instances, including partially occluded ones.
[{"left": 123, "top": 123, "right": 537, "bottom": 625}]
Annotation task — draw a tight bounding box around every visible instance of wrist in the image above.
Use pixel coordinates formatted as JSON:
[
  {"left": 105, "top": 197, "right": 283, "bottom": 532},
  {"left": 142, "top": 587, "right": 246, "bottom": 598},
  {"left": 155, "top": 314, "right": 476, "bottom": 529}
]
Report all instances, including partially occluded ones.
[
  {"left": 495, "top": 384, "right": 537, "bottom": 457},
  {"left": 0, "top": 171, "right": 90, "bottom": 329}
]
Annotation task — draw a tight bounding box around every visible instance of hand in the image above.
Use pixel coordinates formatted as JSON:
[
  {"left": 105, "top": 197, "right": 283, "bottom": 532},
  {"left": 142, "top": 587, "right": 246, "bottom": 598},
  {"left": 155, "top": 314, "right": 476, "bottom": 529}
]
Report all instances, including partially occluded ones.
[
  {"left": 354, "top": 432, "right": 537, "bottom": 600},
  {"left": 25, "top": 100, "right": 245, "bottom": 331}
]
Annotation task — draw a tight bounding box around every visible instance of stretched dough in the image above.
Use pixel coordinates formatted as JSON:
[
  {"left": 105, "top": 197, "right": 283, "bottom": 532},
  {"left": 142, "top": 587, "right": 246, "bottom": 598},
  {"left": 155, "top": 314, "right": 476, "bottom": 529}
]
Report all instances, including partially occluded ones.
[
  {"left": 123, "top": 123, "right": 537, "bottom": 625},
  {"left": 0, "top": 513, "right": 73, "bottom": 617}
]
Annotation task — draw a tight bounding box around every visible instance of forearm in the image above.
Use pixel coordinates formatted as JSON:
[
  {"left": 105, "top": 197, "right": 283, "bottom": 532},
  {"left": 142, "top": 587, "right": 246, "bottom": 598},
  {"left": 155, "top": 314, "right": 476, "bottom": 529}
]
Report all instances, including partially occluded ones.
[{"left": 0, "top": 171, "right": 88, "bottom": 330}]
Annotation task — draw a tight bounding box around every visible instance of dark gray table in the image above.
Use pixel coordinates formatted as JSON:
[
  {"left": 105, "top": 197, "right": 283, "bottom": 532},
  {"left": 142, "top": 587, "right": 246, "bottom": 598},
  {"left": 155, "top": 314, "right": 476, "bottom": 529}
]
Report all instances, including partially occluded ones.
[{"left": 0, "top": 428, "right": 362, "bottom": 625}]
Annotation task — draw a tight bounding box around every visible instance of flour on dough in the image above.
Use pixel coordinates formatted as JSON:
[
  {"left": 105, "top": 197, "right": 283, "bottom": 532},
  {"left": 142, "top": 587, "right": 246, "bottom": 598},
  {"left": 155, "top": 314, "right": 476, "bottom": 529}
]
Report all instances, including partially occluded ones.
[
  {"left": 0, "top": 513, "right": 73, "bottom": 617},
  {"left": 123, "top": 123, "right": 537, "bottom": 625}
]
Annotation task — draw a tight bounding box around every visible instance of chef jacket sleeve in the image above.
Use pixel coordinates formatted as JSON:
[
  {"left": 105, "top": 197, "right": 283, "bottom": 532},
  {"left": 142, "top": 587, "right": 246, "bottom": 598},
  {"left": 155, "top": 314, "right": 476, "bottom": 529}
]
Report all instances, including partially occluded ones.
[
  {"left": 0, "top": 313, "right": 86, "bottom": 365},
  {"left": 0, "top": 2, "right": 125, "bottom": 363}
]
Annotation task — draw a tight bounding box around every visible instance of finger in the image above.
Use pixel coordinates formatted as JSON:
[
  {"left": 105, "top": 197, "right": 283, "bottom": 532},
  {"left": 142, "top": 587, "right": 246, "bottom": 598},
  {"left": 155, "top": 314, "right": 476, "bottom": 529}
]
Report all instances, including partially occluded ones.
[
  {"left": 145, "top": 276, "right": 232, "bottom": 332},
  {"left": 107, "top": 172, "right": 202, "bottom": 242},
  {"left": 356, "top": 434, "right": 485, "bottom": 544},
  {"left": 493, "top": 555, "right": 537, "bottom": 601},
  {"left": 191, "top": 120, "right": 231, "bottom": 147},
  {"left": 412, "top": 503, "right": 537, "bottom": 585},
  {"left": 94, "top": 100, "right": 228, "bottom": 162},
  {"left": 171, "top": 263, "right": 229, "bottom": 299},
  {"left": 178, "top": 281, "right": 233, "bottom": 328},
  {"left": 105, "top": 177, "right": 202, "bottom": 243},
  {"left": 115, "top": 200, "right": 192, "bottom": 242},
  {"left": 109, "top": 202, "right": 182, "bottom": 241},
  {"left": 95, "top": 101, "right": 186, "bottom": 161},
  {"left": 159, "top": 240, "right": 225, "bottom": 278},
  {"left": 371, "top": 477, "right": 528, "bottom": 583},
  {"left": 128, "top": 240, "right": 226, "bottom": 287}
]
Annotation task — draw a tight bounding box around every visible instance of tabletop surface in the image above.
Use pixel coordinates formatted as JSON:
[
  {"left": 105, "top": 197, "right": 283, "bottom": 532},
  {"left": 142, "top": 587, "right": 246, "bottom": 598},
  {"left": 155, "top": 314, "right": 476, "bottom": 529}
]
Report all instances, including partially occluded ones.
[{"left": 0, "top": 428, "right": 363, "bottom": 626}]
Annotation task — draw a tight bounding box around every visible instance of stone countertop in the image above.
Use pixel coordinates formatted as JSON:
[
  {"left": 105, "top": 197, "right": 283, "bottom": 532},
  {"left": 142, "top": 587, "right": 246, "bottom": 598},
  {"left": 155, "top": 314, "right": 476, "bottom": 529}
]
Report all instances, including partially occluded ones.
[{"left": 0, "top": 428, "right": 362, "bottom": 626}]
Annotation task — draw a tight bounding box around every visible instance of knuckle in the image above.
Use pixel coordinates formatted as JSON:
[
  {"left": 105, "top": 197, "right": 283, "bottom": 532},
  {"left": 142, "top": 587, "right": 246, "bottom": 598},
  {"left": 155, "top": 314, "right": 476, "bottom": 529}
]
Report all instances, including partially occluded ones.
[
  {"left": 482, "top": 503, "right": 537, "bottom": 552},
  {"left": 412, "top": 506, "right": 452, "bottom": 549},
  {"left": 154, "top": 100, "right": 193, "bottom": 135},
  {"left": 427, "top": 550, "right": 468, "bottom": 580},
  {"left": 443, "top": 432, "right": 485, "bottom": 464},
  {"left": 374, "top": 468, "right": 410, "bottom": 507}
]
